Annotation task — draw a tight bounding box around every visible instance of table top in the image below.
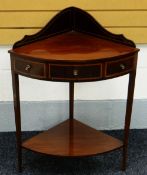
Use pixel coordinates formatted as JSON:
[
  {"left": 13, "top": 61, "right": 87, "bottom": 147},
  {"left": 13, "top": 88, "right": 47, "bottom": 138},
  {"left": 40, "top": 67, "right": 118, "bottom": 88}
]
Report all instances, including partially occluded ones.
[{"left": 9, "top": 31, "right": 139, "bottom": 63}]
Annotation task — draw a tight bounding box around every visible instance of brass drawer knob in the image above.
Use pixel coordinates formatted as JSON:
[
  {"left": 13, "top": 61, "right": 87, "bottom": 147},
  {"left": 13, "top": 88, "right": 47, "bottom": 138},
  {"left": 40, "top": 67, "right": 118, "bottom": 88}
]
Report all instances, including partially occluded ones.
[
  {"left": 73, "top": 69, "right": 78, "bottom": 76},
  {"left": 120, "top": 64, "right": 125, "bottom": 70},
  {"left": 25, "top": 64, "right": 31, "bottom": 71}
]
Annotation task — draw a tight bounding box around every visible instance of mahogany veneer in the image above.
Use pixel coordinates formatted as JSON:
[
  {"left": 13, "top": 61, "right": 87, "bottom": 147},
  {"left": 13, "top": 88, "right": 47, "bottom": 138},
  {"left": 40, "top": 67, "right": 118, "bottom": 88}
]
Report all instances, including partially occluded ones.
[
  {"left": 11, "top": 31, "right": 138, "bottom": 62},
  {"left": 22, "top": 119, "right": 123, "bottom": 156},
  {"left": 9, "top": 6, "right": 139, "bottom": 172}
]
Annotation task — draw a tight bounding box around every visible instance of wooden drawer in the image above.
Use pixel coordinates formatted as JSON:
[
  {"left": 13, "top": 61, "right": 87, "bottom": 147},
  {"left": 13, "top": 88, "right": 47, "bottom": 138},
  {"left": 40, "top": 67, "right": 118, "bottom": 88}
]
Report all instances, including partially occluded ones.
[
  {"left": 14, "top": 58, "right": 46, "bottom": 78},
  {"left": 106, "top": 57, "right": 135, "bottom": 77},
  {"left": 50, "top": 64, "right": 102, "bottom": 81}
]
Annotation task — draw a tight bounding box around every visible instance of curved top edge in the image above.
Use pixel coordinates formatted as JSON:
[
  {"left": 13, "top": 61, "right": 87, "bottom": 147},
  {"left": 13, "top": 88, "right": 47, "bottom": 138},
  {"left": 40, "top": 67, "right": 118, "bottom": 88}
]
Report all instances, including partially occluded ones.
[{"left": 13, "top": 6, "right": 136, "bottom": 49}]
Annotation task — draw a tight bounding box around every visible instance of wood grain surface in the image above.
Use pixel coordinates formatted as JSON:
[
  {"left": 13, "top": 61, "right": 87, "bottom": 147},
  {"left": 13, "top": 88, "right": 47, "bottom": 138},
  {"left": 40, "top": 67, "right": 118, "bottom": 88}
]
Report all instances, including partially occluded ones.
[{"left": 22, "top": 119, "right": 123, "bottom": 156}]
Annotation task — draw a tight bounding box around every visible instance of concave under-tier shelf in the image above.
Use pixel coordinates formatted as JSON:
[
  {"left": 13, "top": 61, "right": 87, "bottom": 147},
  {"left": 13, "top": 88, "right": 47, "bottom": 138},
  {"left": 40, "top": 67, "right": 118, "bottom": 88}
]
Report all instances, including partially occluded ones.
[{"left": 22, "top": 119, "right": 123, "bottom": 157}]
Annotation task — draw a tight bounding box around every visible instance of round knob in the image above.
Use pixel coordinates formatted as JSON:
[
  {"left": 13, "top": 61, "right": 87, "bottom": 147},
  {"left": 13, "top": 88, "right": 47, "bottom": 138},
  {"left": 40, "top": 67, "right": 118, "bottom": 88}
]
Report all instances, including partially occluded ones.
[
  {"left": 73, "top": 69, "right": 78, "bottom": 76},
  {"left": 120, "top": 64, "right": 125, "bottom": 70},
  {"left": 25, "top": 64, "right": 31, "bottom": 71}
]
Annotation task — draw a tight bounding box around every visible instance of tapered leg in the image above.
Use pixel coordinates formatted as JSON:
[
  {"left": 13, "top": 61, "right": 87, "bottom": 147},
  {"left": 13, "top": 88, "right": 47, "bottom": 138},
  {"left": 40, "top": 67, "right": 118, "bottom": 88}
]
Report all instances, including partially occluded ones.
[
  {"left": 11, "top": 71, "right": 22, "bottom": 172},
  {"left": 69, "top": 82, "right": 74, "bottom": 119},
  {"left": 122, "top": 70, "right": 136, "bottom": 171}
]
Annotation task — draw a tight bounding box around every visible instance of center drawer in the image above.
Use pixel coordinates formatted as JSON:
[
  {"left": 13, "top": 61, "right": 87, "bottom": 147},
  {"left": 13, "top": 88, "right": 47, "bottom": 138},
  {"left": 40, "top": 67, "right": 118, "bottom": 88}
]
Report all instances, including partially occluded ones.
[{"left": 50, "top": 64, "right": 102, "bottom": 81}]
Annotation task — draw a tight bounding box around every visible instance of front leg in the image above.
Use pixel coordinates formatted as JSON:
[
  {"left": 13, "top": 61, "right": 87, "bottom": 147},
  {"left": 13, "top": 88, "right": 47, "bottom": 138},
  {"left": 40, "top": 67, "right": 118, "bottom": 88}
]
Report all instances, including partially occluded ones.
[{"left": 11, "top": 70, "right": 22, "bottom": 172}]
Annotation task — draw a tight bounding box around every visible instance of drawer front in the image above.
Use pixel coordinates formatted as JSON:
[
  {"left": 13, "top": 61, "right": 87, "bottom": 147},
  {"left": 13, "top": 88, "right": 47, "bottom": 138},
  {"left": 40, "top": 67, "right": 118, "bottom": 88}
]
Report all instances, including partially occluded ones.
[
  {"left": 50, "top": 64, "right": 102, "bottom": 81},
  {"left": 106, "top": 57, "right": 135, "bottom": 77},
  {"left": 14, "top": 58, "right": 46, "bottom": 78}
]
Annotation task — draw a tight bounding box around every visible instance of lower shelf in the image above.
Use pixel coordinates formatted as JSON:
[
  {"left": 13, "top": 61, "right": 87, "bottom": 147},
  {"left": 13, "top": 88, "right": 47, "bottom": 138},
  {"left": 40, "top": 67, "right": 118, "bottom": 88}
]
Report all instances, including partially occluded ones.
[{"left": 22, "top": 119, "right": 123, "bottom": 157}]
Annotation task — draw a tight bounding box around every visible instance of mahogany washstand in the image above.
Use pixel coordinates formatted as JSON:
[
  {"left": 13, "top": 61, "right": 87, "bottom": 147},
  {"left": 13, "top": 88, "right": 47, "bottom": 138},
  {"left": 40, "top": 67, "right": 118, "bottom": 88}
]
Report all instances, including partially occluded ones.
[{"left": 9, "top": 7, "right": 139, "bottom": 172}]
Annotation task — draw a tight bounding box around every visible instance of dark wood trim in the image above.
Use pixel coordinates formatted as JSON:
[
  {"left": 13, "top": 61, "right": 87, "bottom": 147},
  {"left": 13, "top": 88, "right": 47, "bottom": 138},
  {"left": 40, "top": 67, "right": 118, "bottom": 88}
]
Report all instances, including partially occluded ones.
[
  {"left": 11, "top": 70, "right": 22, "bottom": 172},
  {"left": 69, "top": 82, "right": 74, "bottom": 119},
  {"left": 12, "top": 7, "right": 136, "bottom": 49},
  {"left": 122, "top": 69, "right": 137, "bottom": 171}
]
